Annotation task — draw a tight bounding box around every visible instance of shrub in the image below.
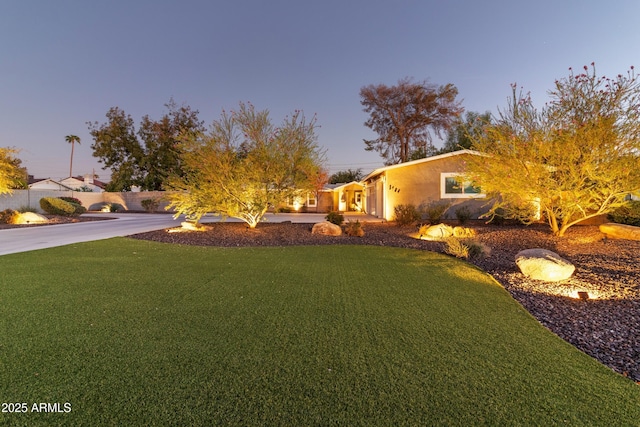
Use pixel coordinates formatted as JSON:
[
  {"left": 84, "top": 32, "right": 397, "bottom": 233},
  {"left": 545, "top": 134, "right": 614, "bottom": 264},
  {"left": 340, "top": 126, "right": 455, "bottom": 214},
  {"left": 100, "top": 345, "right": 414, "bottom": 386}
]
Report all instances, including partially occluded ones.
[
  {"left": 40, "top": 197, "right": 78, "bottom": 216},
  {"left": 466, "top": 240, "right": 490, "bottom": 259},
  {"left": 56, "top": 197, "right": 86, "bottom": 215},
  {"left": 58, "top": 197, "right": 83, "bottom": 206},
  {"left": 394, "top": 204, "right": 420, "bottom": 225},
  {"left": 421, "top": 201, "right": 451, "bottom": 223},
  {"left": 444, "top": 237, "right": 469, "bottom": 259},
  {"left": 608, "top": 201, "right": 640, "bottom": 226},
  {"left": 277, "top": 207, "right": 293, "bottom": 213},
  {"left": 0, "top": 209, "right": 20, "bottom": 224},
  {"left": 345, "top": 220, "right": 365, "bottom": 237},
  {"left": 326, "top": 211, "right": 344, "bottom": 225},
  {"left": 111, "top": 203, "right": 124, "bottom": 212},
  {"left": 455, "top": 206, "right": 472, "bottom": 225},
  {"left": 444, "top": 237, "right": 490, "bottom": 260},
  {"left": 141, "top": 198, "right": 160, "bottom": 212},
  {"left": 17, "top": 206, "right": 37, "bottom": 213}
]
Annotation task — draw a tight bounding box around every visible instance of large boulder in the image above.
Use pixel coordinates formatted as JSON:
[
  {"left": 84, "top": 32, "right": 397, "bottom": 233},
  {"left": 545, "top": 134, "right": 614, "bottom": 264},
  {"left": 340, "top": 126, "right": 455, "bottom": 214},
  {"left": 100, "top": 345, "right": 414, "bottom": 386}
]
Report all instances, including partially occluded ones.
[
  {"left": 312, "top": 221, "right": 342, "bottom": 236},
  {"left": 599, "top": 222, "right": 640, "bottom": 241},
  {"left": 420, "top": 223, "right": 454, "bottom": 241},
  {"left": 515, "top": 249, "right": 575, "bottom": 282},
  {"left": 15, "top": 212, "right": 49, "bottom": 224}
]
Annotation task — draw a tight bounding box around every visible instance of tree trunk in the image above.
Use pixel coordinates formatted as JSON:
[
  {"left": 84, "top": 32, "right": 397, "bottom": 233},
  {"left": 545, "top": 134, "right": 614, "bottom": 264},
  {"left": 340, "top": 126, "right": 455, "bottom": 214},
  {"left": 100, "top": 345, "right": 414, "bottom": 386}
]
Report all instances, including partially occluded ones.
[{"left": 69, "top": 142, "right": 75, "bottom": 177}]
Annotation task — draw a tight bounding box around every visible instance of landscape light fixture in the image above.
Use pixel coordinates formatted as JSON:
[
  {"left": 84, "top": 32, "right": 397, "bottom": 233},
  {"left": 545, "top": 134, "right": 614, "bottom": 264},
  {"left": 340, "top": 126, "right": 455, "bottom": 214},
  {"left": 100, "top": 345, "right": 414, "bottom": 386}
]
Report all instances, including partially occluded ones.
[{"left": 577, "top": 291, "right": 590, "bottom": 300}]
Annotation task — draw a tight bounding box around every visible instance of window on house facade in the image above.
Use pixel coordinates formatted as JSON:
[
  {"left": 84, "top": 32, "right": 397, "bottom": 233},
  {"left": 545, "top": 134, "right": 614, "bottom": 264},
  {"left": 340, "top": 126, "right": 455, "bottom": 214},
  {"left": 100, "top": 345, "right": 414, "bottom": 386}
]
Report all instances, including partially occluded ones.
[
  {"left": 287, "top": 193, "right": 317, "bottom": 208},
  {"left": 440, "top": 173, "right": 484, "bottom": 198},
  {"left": 306, "top": 193, "right": 317, "bottom": 207}
]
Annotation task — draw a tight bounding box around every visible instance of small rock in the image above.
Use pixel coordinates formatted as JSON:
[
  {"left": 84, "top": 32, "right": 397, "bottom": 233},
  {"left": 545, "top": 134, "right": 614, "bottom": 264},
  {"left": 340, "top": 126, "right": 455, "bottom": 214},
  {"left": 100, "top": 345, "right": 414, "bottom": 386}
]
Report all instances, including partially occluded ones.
[
  {"left": 515, "top": 248, "right": 575, "bottom": 282},
  {"left": 599, "top": 222, "right": 640, "bottom": 241},
  {"left": 312, "top": 221, "right": 342, "bottom": 236}
]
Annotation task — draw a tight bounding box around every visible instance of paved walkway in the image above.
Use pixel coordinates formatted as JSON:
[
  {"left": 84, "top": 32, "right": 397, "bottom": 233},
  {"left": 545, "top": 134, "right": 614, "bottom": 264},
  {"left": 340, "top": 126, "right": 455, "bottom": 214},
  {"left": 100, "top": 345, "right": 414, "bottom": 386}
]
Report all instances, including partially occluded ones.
[{"left": 0, "top": 212, "right": 382, "bottom": 256}]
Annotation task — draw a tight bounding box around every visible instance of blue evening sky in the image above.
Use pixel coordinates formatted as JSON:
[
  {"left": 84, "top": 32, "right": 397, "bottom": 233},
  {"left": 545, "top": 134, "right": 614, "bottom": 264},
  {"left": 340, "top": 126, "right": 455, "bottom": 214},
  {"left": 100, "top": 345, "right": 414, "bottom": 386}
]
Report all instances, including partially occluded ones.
[{"left": 1, "top": 0, "right": 638, "bottom": 180}]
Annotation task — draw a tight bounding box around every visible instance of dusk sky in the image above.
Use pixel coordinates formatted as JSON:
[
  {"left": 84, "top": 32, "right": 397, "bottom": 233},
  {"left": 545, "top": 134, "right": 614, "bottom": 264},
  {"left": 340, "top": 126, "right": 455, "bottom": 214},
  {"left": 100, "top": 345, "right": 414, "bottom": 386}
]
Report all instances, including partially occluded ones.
[{"left": 1, "top": 0, "right": 639, "bottom": 181}]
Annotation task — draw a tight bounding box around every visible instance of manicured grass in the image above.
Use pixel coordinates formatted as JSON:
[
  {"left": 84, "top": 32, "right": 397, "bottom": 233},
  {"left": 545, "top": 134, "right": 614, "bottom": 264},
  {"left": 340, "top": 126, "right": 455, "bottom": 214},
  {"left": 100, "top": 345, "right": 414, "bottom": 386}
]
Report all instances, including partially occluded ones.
[{"left": 0, "top": 239, "right": 638, "bottom": 426}]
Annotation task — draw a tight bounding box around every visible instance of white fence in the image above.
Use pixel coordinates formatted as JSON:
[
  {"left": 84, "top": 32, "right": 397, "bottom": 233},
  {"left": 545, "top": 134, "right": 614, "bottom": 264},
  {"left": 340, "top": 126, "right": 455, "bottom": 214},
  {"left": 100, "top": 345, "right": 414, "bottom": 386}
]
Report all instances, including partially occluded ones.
[{"left": 0, "top": 190, "right": 172, "bottom": 213}]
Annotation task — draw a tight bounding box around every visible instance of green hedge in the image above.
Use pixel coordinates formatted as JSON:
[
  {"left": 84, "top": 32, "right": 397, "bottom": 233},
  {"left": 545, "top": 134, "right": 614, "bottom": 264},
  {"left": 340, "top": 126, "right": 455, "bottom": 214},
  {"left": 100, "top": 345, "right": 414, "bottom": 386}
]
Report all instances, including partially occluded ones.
[
  {"left": 608, "top": 201, "right": 640, "bottom": 226},
  {"left": 40, "top": 197, "right": 79, "bottom": 216}
]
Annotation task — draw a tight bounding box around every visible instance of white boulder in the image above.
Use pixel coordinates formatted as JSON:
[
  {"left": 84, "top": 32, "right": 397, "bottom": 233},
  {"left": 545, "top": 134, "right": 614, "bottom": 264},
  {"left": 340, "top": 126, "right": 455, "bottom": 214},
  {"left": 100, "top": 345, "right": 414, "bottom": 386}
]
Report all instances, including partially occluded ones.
[
  {"left": 515, "top": 248, "right": 575, "bottom": 282},
  {"left": 15, "top": 212, "right": 49, "bottom": 224}
]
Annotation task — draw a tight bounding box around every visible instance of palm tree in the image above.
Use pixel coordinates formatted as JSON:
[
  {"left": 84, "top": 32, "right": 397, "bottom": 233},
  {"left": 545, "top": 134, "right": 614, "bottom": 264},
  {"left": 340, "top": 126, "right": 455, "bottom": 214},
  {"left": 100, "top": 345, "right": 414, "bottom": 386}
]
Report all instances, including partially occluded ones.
[{"left": 65, "top": 135, "right": 81, "bottom": 178}]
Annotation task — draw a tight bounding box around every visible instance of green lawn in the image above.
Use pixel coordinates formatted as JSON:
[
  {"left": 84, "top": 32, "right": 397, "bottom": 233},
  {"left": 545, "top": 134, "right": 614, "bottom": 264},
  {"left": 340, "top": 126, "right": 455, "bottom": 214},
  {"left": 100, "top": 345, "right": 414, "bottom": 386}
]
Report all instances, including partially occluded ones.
[{"left": 0, "top": 239, "right": 638, "bottom": 426}]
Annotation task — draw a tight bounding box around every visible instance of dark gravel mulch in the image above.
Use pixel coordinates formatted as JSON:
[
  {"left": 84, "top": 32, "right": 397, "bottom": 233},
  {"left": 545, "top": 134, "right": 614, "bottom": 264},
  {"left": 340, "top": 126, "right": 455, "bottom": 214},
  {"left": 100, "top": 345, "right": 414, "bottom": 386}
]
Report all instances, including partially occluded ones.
[{"left": 130, "top": 221, "right": 637, "bottom": 383}]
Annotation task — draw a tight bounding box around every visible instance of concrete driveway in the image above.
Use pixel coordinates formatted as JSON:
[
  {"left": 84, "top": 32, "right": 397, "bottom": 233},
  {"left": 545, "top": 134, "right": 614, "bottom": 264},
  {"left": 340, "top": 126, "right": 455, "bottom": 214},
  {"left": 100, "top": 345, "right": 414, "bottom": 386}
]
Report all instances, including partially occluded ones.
[{"left": 0, "top": 212, "right": 382, "bottom": 256}]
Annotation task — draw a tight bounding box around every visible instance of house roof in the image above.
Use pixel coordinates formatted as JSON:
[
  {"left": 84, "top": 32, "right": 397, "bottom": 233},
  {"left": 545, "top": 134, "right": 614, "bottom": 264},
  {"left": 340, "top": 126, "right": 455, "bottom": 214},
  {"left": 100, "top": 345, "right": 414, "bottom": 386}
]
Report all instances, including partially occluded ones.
[
  {"left": 361, "top": 149, "right": 482, "bottom": 182},
  {"left": 323, "top": 181, "right": 364, "bottom": 191},
  {"left": 67, "top": 176, "right": 108, "bottom": 189},
  {"left": 28, "top": 178, "right": 75, "bottom": 190}
]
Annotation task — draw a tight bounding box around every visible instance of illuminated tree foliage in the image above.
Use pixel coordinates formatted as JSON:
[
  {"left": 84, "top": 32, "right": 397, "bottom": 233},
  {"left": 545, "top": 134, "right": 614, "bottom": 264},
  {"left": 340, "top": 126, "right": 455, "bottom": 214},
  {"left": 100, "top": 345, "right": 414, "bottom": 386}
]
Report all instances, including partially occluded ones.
[
  {"left": 0, "top": 147, "right": 26, "bottom": 193},
  {"left": 467, "top": 64, "right": 640, "bottom": 236},
  {"left": 166, "top": 103, "right": 326, "bottom": 228},
  {"left": 360, "top": 78, "right": 463, "bottom": 165}
]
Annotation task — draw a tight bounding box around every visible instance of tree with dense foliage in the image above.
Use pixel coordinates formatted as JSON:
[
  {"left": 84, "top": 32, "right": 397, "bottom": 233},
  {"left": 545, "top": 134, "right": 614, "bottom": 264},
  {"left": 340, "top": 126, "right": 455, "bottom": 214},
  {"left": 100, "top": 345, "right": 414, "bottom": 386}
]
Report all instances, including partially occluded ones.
[
  {"left": 166, "top": 103, "right": 326, "bottom": 228},
  {"left": 360, "top": 77, "right": 463, "bottom": 164},
  {"left": 65, "top": 134, "right": 81, "bottom": 177},
  {"left": 137, "top": 99, "right": 205, "bottom": 190},
  {"left": 466, "top": 64, "right": 640, "bottom": 237},
  {"left": 439, "top": 111, "right": 491, "bottom": 154},
  {"left": 88, "top": 107, "right": 143, "bottom": 191},
  {"left": 0, "top": 147, "right": 26, "bottom": 193},
  {"left": 88, "top": 100, "right": 203, "bottom": 191},
  {"left": 328, "top": 168, "right": 363, "bottom": 184}
]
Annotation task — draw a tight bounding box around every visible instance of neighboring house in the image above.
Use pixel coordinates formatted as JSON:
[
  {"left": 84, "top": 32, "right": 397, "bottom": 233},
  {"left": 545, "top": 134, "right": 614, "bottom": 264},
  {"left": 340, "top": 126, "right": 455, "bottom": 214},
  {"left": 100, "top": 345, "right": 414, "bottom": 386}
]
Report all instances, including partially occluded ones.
[
  {"left": 60, "top": 175, "right": 106, "bottom": 192},
  {"left": 281, "top": 181, "right": 366, "bottom": 213},
  {"left": 324, "top": 181, "right": 365, "bottom": 212},
  {"left": 29, "top": 175, "right": 106, "bottom": 192},
  {"left": 362, "top": 149, "right": 487, "bottom": 221},
  {"left": 28, "top": 179, "right": 75, "bottom": 191}
]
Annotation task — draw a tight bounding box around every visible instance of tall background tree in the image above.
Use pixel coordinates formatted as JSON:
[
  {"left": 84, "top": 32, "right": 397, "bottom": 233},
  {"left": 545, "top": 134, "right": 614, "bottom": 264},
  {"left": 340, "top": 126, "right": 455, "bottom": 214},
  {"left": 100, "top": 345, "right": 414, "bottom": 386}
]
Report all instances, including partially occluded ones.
[
  {"left": 88, "top": 100, "right": 203, "bottom": 191},
  {"left": 467, "top": 64, "right": 640, "bottom": 236},
  {"left": 360, "top": 77, "right": 463, "bottom": 165},
  {"left": 65, "top": 134, "right": 81, "bottom": 177},
  {"left": 438, "top": 111, "right": 491, "bottom": 154},
  {"left": 0, "top": 147, "right": 27, "bottom": 193},
  {"left": 166, "top": 103, "right": 326, "bottom": 228},
  {"left": 328, "top": 168, "right": 363, "bottom": 184},
  {"left": 88, "top": 107, "right": 143, "bottom": 191},
  {"left": 137, "top": 99, "right": 205, "bottom": 190}
]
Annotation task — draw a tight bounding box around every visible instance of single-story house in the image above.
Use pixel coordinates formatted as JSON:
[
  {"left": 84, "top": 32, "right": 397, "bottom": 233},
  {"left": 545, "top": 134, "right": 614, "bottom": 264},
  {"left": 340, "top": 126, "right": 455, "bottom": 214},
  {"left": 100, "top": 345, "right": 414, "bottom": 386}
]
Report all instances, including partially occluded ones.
[
  {"left": 362, "top": 149, "right": 488, "bottom": 221},
  {"left": 323, "top": 181, "right": 365, "bottom": 212},
  {"left": 282, "top": 181, "right": 366, "bottom": 213}
]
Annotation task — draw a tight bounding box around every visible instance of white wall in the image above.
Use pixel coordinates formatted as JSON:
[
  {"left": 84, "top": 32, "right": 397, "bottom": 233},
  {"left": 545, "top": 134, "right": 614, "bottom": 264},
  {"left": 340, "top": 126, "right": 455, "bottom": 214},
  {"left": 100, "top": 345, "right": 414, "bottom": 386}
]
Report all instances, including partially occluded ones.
[{"left": 0, "top": 190, "right": 172, "bottom": 213}]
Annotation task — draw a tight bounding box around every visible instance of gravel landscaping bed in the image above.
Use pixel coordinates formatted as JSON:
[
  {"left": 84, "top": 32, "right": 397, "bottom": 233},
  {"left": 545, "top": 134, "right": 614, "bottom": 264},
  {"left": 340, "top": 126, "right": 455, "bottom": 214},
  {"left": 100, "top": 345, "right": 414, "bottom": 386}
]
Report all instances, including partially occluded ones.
[{"left": 129, "top": 221, "right": 636, "bottom": 383}]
